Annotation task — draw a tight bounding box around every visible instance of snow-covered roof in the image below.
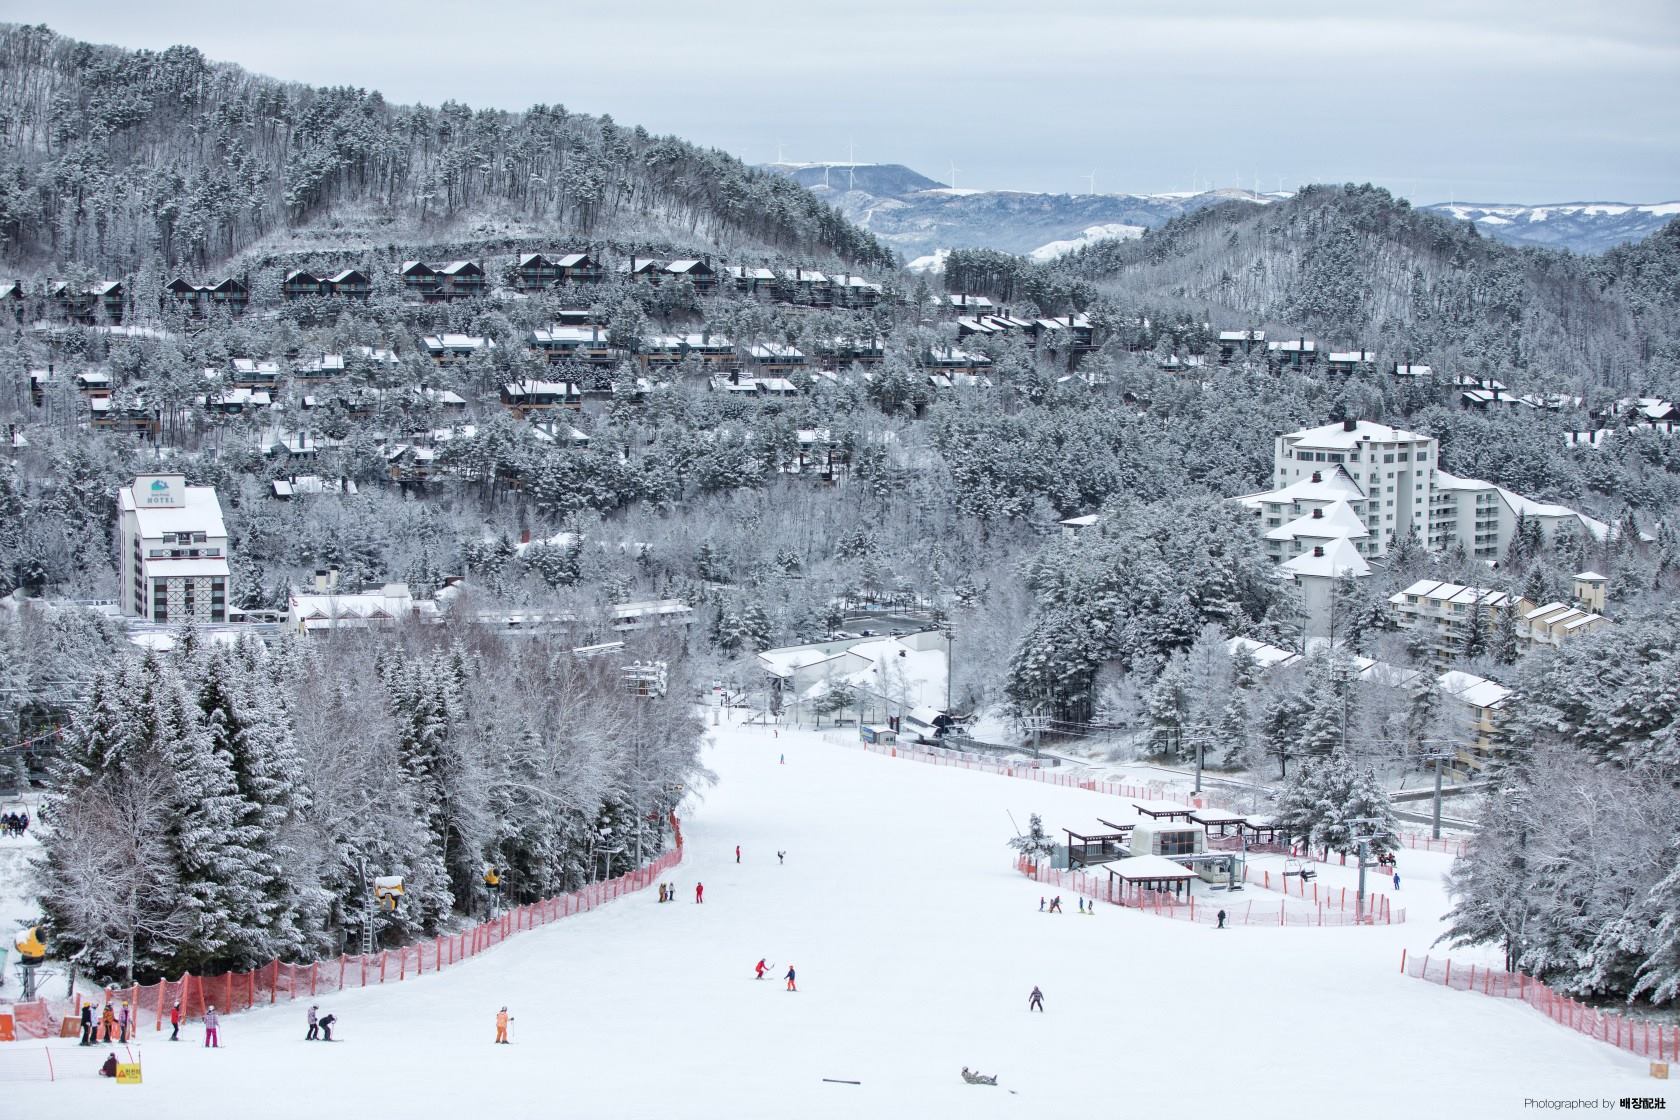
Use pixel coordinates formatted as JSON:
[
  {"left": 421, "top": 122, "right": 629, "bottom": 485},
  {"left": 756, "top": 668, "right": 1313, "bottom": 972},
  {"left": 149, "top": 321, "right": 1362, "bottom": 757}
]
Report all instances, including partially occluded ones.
[
  {"left": 1391, "top": 580, "right": 1521, "bottom": 609},
  {"left": 1131, "top": 800, "right": 1196, "bottom": 816},
  {"left": 1392, "top": 363, "right": 1433, "bottom": 378},
  {"left": 1282, "top": 420, "right": 1428, "bottom": 450},
  {"left": 1267, "top": 501, "right": 1369, "bottom": 543},
  {"left": 1279, "top": 536, "right": 1370, "bottom": 580},
  {"left": 1237, "top": 467, "right": 1367, "bottom": 509},
  {"left": 1226, "top": 636, "right": 1300, "bottom": 671},
  {"left": 1575, "top": 570, "right": 1607, "bottom": 582},
  {"left": 1112, "top": 855, "right": 1199, "bottom": 881},
  {"left": 1438, "top": 670, "right": 1513, "bottom": 710},
  {"left": 1327, "top": 350, "right": 1376, "bottom": 363},
  {"left": 1059, "top": 514, "right": 1100, "bottom": 529},
  {"left": 120, "top": 479, "right": 228, "bottom": 539}
]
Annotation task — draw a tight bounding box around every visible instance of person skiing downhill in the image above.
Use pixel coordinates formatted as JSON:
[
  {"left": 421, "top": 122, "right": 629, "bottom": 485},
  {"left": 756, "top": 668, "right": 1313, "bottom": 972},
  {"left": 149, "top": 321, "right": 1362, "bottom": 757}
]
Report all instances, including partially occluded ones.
[
  {"left": 695, "top": 882, "right": 704, "bottom": 903},
  {"left": 1393, "top": 872, "right": 1401, "bottom": 890},
  {"left": 736, "top": 845, "right": 741, "bottom": 863},
  {"left": 785, "top": 965, "right": 797, "bottom": 992},
  {"left": 755, "top": 958, "right": 768, "bottom": 980},
  {"left": 204, "top": 1004, "right": 220, "bottom": 1048},
  {"left": 1028, "top": 986, "right": 1044, "bottom": 1012},
  {"left": 169, "top": 1000, "right": 182, "bottom": 1041},
  {"left": 318, "top": 1013, "right": 336, "bottom": 1041},
  {"left": 495, "top": 1007, "right": 511, "bottom": 1044}
]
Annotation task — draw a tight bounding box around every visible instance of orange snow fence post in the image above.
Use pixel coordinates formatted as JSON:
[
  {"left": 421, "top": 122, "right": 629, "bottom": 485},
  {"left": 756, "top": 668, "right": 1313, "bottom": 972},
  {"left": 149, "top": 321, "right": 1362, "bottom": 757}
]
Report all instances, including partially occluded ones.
[
  {"left": 0, "top": 1013, "right": 14, "bottom": 1041},
  {"left": 1399, "top": 949, "right": 1407, "bottom": 974}
]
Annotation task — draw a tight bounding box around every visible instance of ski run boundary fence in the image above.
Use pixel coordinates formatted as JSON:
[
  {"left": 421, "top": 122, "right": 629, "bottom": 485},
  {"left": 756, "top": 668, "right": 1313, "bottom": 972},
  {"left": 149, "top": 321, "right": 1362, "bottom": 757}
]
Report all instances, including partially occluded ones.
[
  {"left": 0, "top": 814, "right": 683, "bottom": 1043},
  {"left": 1400, "top": 950, "right": 1680, "bottom": 1062},
  {"left": 834, "top": 731, "right": 1468, "bottom": 858},
  {"left": 0, "top": 1041, "right": 137, "bottom": 1082},
  {"left": 1016, "top": 856, "right": 1402, "bottom": 926}
]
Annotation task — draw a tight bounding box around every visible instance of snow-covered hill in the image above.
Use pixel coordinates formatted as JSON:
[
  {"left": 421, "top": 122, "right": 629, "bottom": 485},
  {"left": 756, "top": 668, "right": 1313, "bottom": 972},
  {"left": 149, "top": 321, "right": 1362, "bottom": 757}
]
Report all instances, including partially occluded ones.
[
  {"left": 1420, "top": 201, "right": 1679, "bottom": 253},
  {"left": 1028, "top": 223, "right": 1146, "bottom": 262},
  {"left": 762, "top": 163, "right": 1273, "bottom": 258},
  {"left": 6, "top": 722, "right": 1656, "bottom": 1116}
]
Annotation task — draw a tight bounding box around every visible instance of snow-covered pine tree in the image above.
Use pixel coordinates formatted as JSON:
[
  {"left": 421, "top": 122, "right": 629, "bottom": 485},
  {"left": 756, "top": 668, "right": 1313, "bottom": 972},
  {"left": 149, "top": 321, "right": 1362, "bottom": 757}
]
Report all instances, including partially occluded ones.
[{"left": 1008, "top": 812, "right": 1058, "bottom": 863}]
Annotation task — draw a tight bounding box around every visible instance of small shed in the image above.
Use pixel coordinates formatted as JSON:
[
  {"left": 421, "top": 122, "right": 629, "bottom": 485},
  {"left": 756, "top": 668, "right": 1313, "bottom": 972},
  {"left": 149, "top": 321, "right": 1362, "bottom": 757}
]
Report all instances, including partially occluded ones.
[
  {"left": 1188, "top": 807, "right": 1248, "bottom": 836},
  {"left": 1108, "top": 855, "right": 1198, "bottom": 900},
  {"left": 1241, "top": 814, "right": 1285, "bottom": 846},
  {"left": 1131, "top": 799, "right": 1197, "bottom": 822},
  {"left": 1064, "top": 822, "right": 1134, "bottom": 869},
  {"left": 859, "top": 724, "right": 897, "bottom": 745}
]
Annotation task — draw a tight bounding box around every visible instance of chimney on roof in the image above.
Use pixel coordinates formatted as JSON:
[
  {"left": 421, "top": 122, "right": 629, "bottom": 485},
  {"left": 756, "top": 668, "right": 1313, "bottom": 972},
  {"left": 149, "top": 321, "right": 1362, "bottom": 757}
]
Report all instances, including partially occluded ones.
[
  {"left": 1311, "top": 508, "right": 1323, "bottom": 519},
  {"left": 1342, "top": 418, "right": 1358, "bottom": 432},
  {"left": 1312, "top": 546, "right": 1325, "bottom": 558},
  {"left": 1311, "top": 471, "right": 1322, "bottom": 483},
  {"left": 314, "top": 569, "right": 328, "bottom": 594}
]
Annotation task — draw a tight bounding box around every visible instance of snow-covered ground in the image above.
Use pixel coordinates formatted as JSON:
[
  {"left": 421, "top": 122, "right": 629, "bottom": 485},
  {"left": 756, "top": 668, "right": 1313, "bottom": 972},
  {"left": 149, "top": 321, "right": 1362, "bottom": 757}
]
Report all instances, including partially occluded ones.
[{"left": 4, "top": 722, "right": 1661, "bottom": 1116}]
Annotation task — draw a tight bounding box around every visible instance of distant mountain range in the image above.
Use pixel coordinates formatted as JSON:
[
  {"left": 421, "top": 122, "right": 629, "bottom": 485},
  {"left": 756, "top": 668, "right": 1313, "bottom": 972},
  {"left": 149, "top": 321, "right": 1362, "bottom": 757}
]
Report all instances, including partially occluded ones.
[
  {"left": 764, "top": 163, "right": 1677, "bottom": 263},
  {"left": 1419, "top": 202, "right": 1680, "bottom": 255}
]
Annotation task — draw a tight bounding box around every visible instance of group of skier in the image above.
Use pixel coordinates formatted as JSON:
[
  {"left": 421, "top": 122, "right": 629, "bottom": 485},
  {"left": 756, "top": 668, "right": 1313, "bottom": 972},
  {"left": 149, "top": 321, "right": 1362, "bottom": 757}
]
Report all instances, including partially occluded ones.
[
  {"left": 753, "top": 958, "right": 797, "bottom": 990},
  {"left": 0, "top": 809, "right": 28, "bottom": 837},
  {"left": 77, "top": 999, "right": 133, "bottom": 1045}
]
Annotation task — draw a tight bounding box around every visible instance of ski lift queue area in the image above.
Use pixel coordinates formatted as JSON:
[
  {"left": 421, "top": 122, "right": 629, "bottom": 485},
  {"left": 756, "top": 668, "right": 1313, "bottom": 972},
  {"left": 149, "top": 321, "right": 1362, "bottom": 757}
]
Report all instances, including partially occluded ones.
[{"left": 1059, "top": 801, "right": 1289, "bottom": 899}]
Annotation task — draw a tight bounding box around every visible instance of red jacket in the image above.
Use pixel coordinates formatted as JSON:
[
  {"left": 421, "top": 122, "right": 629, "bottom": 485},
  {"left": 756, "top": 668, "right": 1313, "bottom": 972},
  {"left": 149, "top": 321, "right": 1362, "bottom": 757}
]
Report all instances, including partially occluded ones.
[{"left": 170, "top": 1006, "right": 182, "bottom": 1026}]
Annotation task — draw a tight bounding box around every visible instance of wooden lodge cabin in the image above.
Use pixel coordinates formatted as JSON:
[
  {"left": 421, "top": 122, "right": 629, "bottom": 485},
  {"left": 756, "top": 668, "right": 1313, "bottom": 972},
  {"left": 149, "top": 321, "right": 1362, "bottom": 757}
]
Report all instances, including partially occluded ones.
[
  {"left": 501, "top": 378, "right": 582, "bottom": 417},
  {"left": 73, "top": 370, "right": 113, "bottom": 399},
  {"left": 294, "top": 354, "right": 348, "bottom": 384},
  {"left": 779, "top": 269, "right": 833, "bottom": 308},
  {"left": 0, "top": 281, "right": 22, "bottom": 313},
  {"left": 282, "top": 268, "right": 372, "bottom": 301},
  {"left": 957, "top": 314, "right": 1033, "bottom": 340},
  {"left": 1266, "top": 337, "right": 1319, "bottom": 371},
  {"left": 528, "top": 324, "right": 623, "bottom": 368},
  {"left": 793, "top": 428, "right": 850, "bottom": 483},
  {"left": 725, "top": 265, "right": 777, "bottom": 301},
  {"left": 1216, "top": 329, "right": 1265, "bottom": 363},
  {"left": 48, "top": 280, "right": 124, "bottom": 324},
  {"left": 946, "top": 293, "right": 995, "bottom": 317},
  {"left": 638, "top": 332, "right": 737, "bottom": 373},
  {"left": 166, "top": 276, "right": 250, "bottom": 316},
  {"left": 619, "top": 257, "right": 666, "bottom": 284},
  {"left": 663, "top": 259, "right": 717, "bottom": 292},
  {"left": 742, "top": 342, "right": 808, "bottom": 374},
  {"left": 512, "top": 253, "right": 604, "bottom": 292},
  {"left": 89, "top": 397, "right": 159, "bottom": 437},
  {"left": 829, "top": 274, "right": 884, "bottom": 310},
  {"left": 812, "top": 337, "right": 885, "bottom": 367},
  {"left": 1325, "top": 349, "right": 1377, "bottom": 377},
  {"left": 229, "top": 358, "right": 283, "bottom": 390},
  {"left": 422, "top": 333, "right": 497, "bottom": 364},
  {"left": 396, "top": 260, "right": 486, "bottom": 302},
  {"left": 1031, "top": 314, "right": 1096, "bottom": 352},
  {"left": 923, "top": 346, "right": 994, "bottom": 377}
]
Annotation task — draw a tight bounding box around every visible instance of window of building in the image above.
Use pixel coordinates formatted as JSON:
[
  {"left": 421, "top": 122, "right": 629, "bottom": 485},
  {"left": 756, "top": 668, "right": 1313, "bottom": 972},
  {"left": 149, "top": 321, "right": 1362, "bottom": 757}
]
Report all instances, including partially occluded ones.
[{"left": 1156, "top": 830, "right": 1198, "bottom": 857}]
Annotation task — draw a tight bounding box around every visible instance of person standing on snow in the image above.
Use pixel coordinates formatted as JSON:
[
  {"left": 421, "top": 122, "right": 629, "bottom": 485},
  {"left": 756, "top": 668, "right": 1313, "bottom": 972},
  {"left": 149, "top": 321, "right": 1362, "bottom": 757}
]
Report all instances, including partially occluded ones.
[
  {"left": 495, "top": 1007, "right": 511, "bottom": 1044},
  {"left": 695, "top": 882, "right": 704, "bottom": 904},
  {"left": 1039, "top": 897, "right": 1045, "bottom": 912},
  {"left": 306, "top": 1004, "right": 320, "bottom": 1040},
  {"left": 1393, "top": 871, "right": 1401, "bottom": 890},
  {"left": 1028, "top": 986, "right": 1044, "bottom": 1012},
  {"left": 1217, "top": 909, "right": 1227, "bottom": 929},
  {"left": 204, "top": 1004, "right": 220, "bottom": 1048},
  {"left": 118, "top": 1001, "right": 131, "bottom": 1043},
  {"left": 777, "top": 851, "right": 785, "bottom": 864},
  {"left": 169, "top": 1000, "right": 182, "bottom": 1042},
  {"left": 99, "top": 1002, "right": 115, "bottom": 1043},
  {"left": 736, "top": 845, "right": 741, "bottom": 863},
  {"left": 78, "top": 1001, "right": 93, "bottom": 1046},
  {"left": 785, "top": 965, "right": 797, "bottom": 992},
  {"left": 755, "top": 958, "right": 768, "bottom": 980}
]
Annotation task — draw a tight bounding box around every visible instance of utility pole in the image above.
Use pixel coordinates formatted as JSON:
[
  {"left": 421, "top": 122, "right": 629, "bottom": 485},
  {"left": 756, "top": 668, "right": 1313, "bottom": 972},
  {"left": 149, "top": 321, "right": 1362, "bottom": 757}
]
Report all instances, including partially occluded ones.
[
  {"left": 1432, "top": 753, "right": 1445, "bottom": 840},
  {"left": 358, "top": 858, "right": 375, "bottom": 956}
]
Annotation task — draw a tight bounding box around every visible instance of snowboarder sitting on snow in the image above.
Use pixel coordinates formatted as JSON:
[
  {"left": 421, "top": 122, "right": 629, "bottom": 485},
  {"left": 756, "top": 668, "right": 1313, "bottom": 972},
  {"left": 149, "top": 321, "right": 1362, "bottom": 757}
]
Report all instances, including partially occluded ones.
[
  {"left": 99, "top": 1052, "right": 119, "bottom": 1078},
  {"left": 962, "top": 1067, "right": 998, "bottom": 1086},
  {"left": 1028, "top": 986, "right": 1044, "bottom": 1012},
  {"left": 318, "top": 1013, "right": 336, "bottom": 1041}
]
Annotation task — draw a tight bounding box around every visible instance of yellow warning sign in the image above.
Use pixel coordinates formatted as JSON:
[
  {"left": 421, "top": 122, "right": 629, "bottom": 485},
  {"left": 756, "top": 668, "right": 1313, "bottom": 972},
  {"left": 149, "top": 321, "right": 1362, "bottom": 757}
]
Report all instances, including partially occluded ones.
[
  {"left": 116, "top": 1062, "right": 143, "bottom": 1084},
  {"left": 1650, "top": 1061, "right": 1669, "bottom": 1080}
]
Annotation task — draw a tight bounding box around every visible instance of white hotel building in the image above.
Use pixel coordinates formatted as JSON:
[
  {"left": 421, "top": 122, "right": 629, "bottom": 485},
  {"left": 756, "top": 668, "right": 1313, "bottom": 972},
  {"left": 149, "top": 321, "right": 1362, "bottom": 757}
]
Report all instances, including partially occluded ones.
[
  {"left": 118, "top": 474, "right": 231, "bottom": 624},
  {"left": 1238, "top": 420, "right": 1605, "bottom": 636}
]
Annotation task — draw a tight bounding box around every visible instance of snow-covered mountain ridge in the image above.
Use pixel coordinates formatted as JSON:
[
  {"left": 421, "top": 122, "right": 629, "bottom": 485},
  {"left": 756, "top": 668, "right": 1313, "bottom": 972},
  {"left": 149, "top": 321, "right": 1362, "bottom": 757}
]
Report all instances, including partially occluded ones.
[{"left": 1420, "top": 201, "right": 1680, "bottom": 254}]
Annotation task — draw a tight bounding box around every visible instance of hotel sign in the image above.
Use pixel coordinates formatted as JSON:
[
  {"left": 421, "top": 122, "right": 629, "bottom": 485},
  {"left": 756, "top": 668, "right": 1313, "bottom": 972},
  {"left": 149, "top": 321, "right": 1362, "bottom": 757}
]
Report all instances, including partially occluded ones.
[{"left": 135, "top": 474, "right": 186, "bottom": 509}]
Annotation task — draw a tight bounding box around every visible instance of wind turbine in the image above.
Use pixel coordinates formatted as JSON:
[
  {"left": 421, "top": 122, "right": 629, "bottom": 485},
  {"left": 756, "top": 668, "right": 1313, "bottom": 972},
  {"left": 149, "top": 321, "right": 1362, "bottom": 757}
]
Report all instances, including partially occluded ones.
[
  {"left": 847, "top": 138, "right": 856, "bottom": 190},
  {"left": 1083, "top": 171, "right": 1097, "bottom": 196},
  {"left": 947, "top": 161, "right": 960, "bottom": 191}
]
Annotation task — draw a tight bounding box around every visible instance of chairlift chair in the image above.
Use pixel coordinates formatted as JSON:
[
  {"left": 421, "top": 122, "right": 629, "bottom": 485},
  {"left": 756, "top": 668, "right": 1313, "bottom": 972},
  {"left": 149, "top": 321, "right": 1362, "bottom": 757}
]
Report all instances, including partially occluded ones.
[{"left": 1284, "top": 858, "right": 1316, "bottom": 882}]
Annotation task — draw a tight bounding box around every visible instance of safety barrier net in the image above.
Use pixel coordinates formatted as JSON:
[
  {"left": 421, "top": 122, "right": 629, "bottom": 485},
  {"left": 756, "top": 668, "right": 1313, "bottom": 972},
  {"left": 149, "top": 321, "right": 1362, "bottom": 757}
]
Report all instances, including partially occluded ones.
[
  {"left": 1016, "top": 855, "right": 1401, "bottom": 926},
  {"left": 1401, "top": 951, "right": 1680, "bottom": 1062},
  {"left": 2, "top": 814, "right": 683, "bottom": 1041}
]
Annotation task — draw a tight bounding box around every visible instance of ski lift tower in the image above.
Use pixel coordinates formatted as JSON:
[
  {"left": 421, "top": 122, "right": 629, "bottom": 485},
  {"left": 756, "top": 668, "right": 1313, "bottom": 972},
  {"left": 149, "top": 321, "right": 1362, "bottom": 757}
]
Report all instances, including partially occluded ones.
[
  {"left": 1022, "top": 712, "right": 1049, "bottom": 759},
  {"left": 1344, "top": 817, "right": 1386, "bottom": 924}
]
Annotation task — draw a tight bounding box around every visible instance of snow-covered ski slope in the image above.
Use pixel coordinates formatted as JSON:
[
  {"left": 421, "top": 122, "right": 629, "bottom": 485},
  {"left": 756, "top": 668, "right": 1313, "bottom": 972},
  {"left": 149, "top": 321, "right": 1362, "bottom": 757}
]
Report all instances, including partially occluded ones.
[{"left": 7, "top": 719, "right": 1658, "bottom": 1117}]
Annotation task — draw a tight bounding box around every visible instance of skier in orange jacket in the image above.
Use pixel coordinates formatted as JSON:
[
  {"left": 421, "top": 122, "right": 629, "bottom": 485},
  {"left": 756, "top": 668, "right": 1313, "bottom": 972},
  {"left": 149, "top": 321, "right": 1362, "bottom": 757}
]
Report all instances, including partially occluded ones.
[{"left": 495, "top": 1007, "right": 511, "bottom": 1044}]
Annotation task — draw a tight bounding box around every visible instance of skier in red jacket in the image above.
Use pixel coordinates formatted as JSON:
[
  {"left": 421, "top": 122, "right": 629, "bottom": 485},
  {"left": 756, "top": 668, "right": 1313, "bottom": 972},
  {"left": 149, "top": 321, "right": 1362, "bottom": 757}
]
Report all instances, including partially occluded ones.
[
  {"left": 695, "top": 882, "right": 704, "bottom": 903},
  {"left": 755, "top": 958, "right": 767, "bottom": 980}
]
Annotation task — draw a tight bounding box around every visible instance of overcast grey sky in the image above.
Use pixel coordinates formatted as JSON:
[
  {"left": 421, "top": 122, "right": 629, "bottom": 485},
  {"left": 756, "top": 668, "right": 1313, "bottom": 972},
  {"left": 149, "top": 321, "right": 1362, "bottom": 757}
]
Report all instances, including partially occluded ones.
[{"left": 5, "top": 0, "right": 1677, "bottom": 203}]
